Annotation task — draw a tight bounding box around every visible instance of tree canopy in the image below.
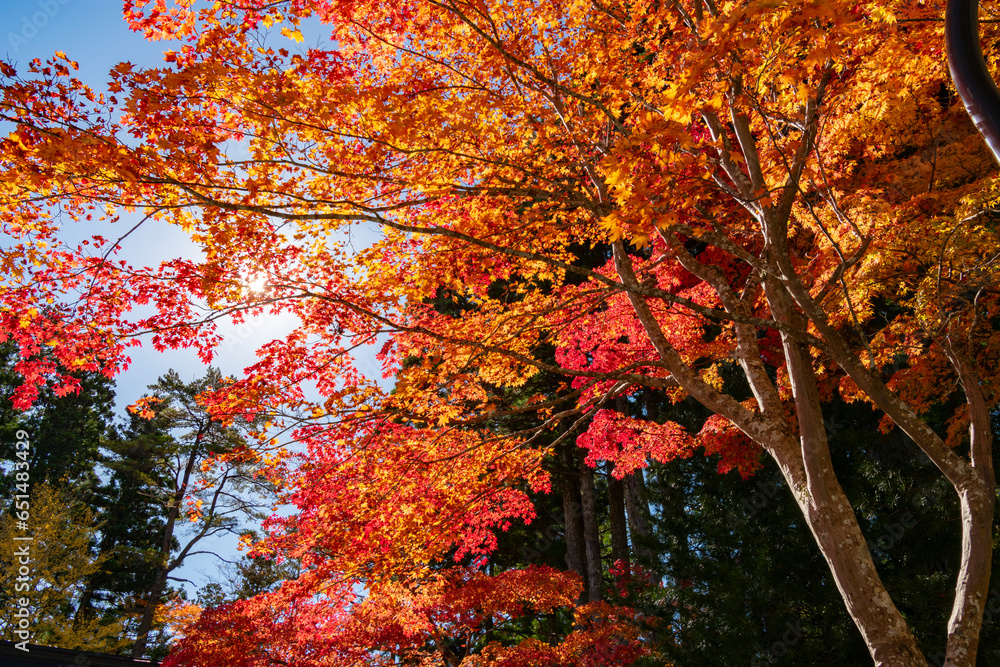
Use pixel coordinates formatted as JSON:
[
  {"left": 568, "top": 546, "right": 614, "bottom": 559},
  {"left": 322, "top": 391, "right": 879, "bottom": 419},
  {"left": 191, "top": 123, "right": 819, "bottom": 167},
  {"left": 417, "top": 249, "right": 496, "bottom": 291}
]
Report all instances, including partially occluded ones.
[
  {"left": 0, "top": 482, "right": 127, "bottom": 652},
  {"left": 3, "top": 1, "right": 1000, "bottom": 665}
]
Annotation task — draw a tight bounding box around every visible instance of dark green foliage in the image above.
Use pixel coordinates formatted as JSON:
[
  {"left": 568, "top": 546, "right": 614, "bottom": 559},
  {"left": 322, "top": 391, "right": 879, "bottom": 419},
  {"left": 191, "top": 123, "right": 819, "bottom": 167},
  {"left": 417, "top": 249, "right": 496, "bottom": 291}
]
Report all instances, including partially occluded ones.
[
  {"left": 632, "top": 398, "right": 1000, "bottom": 666},
  {"left": 0, "top": 341, "right": 116, "bottom": 499},
  {"left": 642, "top": 447, "right": 869, "bottom": 666},
  {"left": 0, "top": 355, "right": 270, "bottom": 658},
  {"left": 73, "top": 409, "right": 176, "bottom": 648}
]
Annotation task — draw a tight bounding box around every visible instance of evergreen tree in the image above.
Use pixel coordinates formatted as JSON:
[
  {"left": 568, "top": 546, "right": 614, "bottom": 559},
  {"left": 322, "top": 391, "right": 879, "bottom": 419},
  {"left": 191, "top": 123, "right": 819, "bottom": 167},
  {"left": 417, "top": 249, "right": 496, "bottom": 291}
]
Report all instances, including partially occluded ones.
[
  {"left": 73, "top": 408, "right": 173, "bottom": 655},
  {"left": 125, "top": 368, "right": 273, "bottom": 659},
  {"left": 0, "top": 341, "right": 116, "bottom": 499}
]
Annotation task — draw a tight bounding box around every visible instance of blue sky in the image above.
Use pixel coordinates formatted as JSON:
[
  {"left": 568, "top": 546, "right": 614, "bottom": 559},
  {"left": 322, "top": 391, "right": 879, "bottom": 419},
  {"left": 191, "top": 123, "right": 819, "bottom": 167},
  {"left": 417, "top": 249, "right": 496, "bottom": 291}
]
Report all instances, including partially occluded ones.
[
  {"left": 3, "top": 1, "right": 162, "bottom": 82},
  {"left": 1, "top": 1, "right": 373, "bottom": 399},
  {"left": 3, "top": 0, "right": 353, "bottom": 399},
  {"left": 3, "top": 4, "right": 392, "bottom": 595},
  {"left": 1, "top": 2, "right": 274, "bottom": 408},
  {"left": 1, "top": 1, "right": 303, "bottom": 593},
  {"left": 3, "top": 1, "right": 192, "bottom": 394},
  {"left": 3, "top": 3, "right": 393, "bottom": 598}
]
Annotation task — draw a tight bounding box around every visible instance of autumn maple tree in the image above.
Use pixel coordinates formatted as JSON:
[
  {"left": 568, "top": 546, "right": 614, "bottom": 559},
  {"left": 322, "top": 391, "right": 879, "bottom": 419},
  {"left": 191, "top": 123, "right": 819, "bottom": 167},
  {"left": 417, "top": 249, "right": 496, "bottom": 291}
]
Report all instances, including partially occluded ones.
[{"left": 3, "top": 0, "right": 1000, "bottom": 664}]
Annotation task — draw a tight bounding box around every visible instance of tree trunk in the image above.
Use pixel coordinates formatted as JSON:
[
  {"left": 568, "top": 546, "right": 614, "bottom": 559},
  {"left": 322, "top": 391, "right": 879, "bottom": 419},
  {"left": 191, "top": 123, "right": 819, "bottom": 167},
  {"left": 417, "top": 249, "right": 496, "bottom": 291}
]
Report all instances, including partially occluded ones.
[
  {"left": 131, "top": 563, "right": 170, "bottom": 658},
  {"left": 73, "top": 529, "right": 115, "bottom": 628},
  {"left": 765, "top": 276, "right": 927, "bottom": 666},
  {"left": 943, "top": 485, "right": 995, "bottom": 665},
  {"left": 624, "top": 468, "right": 656, "bottom": 578},
  {"left": 615, "top": 241, "right": 929, "bottom": 665},
  {"left": 607, "top": 469, "right": 629, "bottom": 567},
  {"left": 559, "top": 444, "right": 586, "bottom": 589},
  {"left": 782, "top": 462, "right": 927, "bottom": 666},
  {"left": 579, "top": 456, "right": 604, "bottom": 602},
  {"left": 941, "top": 342, "right": 996, "bottom": 666},
  {"left": 608, "top": 396, "right": 632, "bottom": 569},
  {"left": 132, "top": 445, "right": 200, "bottom": 658}
]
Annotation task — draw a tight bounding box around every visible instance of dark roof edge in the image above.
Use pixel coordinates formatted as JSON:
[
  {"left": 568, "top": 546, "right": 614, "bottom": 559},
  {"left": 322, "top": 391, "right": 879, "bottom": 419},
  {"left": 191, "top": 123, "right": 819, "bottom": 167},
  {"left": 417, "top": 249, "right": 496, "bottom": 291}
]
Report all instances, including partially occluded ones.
[{"left": 0, "top": 640, "right": 160, "bottom": 667}]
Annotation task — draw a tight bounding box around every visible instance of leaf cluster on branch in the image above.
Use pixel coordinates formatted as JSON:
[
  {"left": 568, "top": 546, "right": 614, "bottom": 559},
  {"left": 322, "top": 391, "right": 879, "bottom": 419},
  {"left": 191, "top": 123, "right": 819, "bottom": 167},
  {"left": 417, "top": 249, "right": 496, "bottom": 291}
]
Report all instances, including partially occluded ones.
[{"left": 3, "top": 0, "right": 1000, "bottom": 664}]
